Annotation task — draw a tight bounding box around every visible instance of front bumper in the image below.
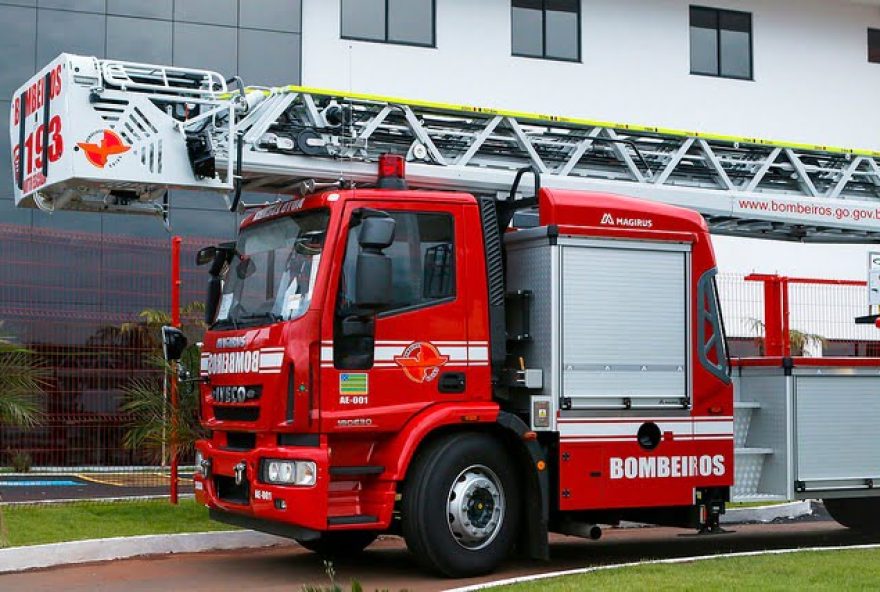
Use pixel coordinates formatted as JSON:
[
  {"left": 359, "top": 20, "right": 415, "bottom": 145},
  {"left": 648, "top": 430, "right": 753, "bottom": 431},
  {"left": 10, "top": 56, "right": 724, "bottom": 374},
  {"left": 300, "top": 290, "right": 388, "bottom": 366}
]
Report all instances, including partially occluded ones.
[{"left": 194, "top": 439, "right": 330, "bottom": 533}]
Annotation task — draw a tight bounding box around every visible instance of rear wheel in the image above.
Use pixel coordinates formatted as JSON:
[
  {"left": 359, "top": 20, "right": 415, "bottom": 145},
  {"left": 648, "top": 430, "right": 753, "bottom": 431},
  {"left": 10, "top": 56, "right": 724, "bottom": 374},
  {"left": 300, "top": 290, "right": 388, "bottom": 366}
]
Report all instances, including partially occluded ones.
[
  {"left": 402, "top": 432, "right": 520, "bottom": 577},
  {"left": 296, "top": 531, "right": 378, "bottom": 557},
  {"left": 823, "top": 498, "right": 880, "bottom": 534}
]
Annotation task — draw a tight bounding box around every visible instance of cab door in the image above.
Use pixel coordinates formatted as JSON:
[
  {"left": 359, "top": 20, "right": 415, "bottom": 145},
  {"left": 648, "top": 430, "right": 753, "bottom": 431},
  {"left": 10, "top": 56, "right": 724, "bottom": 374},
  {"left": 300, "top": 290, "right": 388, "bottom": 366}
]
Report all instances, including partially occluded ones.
[{"left": 321, "top": 201, "right": 472, "bottom": 434}]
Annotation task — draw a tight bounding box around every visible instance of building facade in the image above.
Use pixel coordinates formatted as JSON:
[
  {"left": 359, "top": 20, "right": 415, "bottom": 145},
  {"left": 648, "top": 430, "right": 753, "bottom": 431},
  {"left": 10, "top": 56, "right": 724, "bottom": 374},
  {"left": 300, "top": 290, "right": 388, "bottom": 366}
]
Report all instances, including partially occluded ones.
[{"left": 305, "top": 0, "right": 880, "bottom": 151}]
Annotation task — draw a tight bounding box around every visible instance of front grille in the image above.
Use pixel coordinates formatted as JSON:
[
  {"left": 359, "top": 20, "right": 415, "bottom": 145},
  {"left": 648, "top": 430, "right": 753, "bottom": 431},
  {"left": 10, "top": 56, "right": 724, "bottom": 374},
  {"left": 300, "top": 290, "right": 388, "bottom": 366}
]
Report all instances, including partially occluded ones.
[
  {"left": 215, "top": 475, "right": 249, "bottom": 505},
  {"left": 278, "top": 433, "right": 320, "bottom": 447},
  {"left": 225, "top": 432, "right": 256, "bottom": 451},
  {"left": 213, "top": 406, "right": 260, "bottom": 422}
]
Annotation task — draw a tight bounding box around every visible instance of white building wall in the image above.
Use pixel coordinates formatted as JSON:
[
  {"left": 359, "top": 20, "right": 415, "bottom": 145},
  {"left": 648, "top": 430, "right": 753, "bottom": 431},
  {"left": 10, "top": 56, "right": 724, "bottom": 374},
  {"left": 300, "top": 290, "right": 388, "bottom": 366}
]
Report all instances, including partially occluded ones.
[{"left": 303, "top": 0, "right": 880, "bottom": 150}]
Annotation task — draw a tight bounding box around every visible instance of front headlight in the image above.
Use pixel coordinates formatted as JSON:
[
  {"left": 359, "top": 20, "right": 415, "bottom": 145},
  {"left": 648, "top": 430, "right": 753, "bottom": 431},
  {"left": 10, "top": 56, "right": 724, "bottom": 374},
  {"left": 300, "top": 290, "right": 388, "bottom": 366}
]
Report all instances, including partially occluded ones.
[{"left": 263, "top": 460, "right": 317, "bottom": 486}]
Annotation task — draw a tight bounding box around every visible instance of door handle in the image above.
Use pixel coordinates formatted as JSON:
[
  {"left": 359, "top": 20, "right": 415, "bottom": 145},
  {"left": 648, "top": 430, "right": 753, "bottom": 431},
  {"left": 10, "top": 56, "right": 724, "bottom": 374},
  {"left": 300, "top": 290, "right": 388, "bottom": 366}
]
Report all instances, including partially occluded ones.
[{"left": 438, "top": 372, "right": 466, "bottom": 394}]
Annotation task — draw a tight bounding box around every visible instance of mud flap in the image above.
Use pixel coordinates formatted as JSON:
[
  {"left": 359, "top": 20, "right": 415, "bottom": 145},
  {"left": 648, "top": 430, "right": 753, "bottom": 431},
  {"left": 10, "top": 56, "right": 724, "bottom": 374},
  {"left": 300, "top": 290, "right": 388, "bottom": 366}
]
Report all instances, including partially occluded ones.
[{"left": 497, "top": 411, "right": 550, "bottom": 561}]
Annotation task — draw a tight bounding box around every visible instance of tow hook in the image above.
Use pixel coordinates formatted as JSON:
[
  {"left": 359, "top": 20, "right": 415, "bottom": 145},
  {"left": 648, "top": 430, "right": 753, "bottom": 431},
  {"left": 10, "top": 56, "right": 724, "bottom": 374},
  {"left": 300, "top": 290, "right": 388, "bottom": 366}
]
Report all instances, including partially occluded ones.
[{"left": 234, "top": 461, "right": 247, "bottom": 485}]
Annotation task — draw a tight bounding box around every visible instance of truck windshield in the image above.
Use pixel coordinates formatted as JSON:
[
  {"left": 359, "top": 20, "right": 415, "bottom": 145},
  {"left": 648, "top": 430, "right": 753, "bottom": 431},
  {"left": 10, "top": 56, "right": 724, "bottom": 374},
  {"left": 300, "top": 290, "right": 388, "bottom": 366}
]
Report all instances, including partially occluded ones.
[{"left": 214, "top": 209, "right": 330, "bottom": 329}]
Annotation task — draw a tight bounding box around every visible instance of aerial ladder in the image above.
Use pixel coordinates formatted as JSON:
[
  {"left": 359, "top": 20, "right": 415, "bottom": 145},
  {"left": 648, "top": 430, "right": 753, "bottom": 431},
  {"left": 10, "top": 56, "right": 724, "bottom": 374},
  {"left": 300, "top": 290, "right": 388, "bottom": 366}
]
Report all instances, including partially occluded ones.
[{"left": 11, "top": 54, "right": 880, "bottom": 243}]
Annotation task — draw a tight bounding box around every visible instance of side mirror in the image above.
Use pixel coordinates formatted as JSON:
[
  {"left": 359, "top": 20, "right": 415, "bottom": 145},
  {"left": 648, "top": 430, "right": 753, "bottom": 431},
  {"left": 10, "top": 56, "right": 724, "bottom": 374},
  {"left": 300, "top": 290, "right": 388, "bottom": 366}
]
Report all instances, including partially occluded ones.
[
  {"left": 161, "top": 326, "right": 188, "bottom": 362},
  {"left": 196, "top": 246, "right": 217, "bottom": 266},
  {"left": 202, "top": 243, "right": 235, "bottom": 324},
  {"left": 358, "top": 216, "right": 395, "bottom": 250},
  {"left": 355, "top": 251, "right": 392, "bottom": 309},
  {"left": 353, "top": 216, "right": 395, "bottom": 310}
]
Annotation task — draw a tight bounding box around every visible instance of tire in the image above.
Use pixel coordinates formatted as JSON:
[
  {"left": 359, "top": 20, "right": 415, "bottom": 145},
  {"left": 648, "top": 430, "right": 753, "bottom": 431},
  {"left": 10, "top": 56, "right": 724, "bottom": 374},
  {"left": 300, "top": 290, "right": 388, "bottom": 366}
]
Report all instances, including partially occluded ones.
[
  {"left": 296, "top": 531, "right": 378, "bottom": 557},
  {"left": 823, "top": 498, "right": 880, "bottom": 534},
  {"left": 401, "top": 432, "right": 521, "bottom": 577}
]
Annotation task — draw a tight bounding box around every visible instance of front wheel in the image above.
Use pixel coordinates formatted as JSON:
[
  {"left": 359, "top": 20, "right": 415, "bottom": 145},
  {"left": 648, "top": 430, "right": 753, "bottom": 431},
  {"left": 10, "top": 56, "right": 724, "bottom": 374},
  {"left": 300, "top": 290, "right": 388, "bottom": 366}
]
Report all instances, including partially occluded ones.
[
  {"left": 402, "top": 433, "right": 521, "bottom": 577},
  {"left": 824, "top": 498, "right": 880, "bottom": 534},
  {"left": 296, "top": 531, "right": 378, "bottom": 557}
]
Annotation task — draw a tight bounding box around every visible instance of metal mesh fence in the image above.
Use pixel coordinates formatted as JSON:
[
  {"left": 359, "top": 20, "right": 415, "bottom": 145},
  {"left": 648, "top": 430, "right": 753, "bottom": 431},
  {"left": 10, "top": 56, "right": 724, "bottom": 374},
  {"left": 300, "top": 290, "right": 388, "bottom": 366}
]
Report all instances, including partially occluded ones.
[
  {"left": 717, "top": 272, "right": 880, "bottom": 358},
  {"left": 0, "top": 224, "right": 216, "bottom": 503},
  {"left": 717, "top": 273, "right": 765, "bottom": 357},
  {"left": 2, "top": 230, "right": 878, "bottom": 503}
]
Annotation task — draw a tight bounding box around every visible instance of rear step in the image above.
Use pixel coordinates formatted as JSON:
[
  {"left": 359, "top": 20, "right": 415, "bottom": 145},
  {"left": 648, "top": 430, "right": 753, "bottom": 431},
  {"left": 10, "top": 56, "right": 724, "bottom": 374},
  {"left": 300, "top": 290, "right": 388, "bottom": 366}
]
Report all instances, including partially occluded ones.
[
  {"left": 327, "top": 515, "right": 379, "bottom": 526},
  {"left": 329, "top": 465, "right": 384, "bottom": 477}
]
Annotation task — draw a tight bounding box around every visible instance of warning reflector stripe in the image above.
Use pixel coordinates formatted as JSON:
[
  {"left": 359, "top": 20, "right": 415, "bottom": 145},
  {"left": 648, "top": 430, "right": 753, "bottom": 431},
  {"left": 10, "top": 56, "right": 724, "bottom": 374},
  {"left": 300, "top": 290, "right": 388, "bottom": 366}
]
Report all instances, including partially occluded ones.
[
  {"left": 558, "top": 418, "right": 734, "bottom": 442},
  {"left": 319, "top": 341, "right": 490, "bottom": 367}
]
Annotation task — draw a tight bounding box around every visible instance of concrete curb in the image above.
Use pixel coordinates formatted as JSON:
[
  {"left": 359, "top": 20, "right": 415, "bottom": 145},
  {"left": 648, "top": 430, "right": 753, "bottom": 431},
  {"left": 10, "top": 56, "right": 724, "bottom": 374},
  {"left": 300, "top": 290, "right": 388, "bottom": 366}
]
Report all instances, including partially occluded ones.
[
  {"left": 722, "top": 501, "right": 812, "bottom": 524},
  {"left": 0, "top": 530, "right": 296, "bottom": 574}
]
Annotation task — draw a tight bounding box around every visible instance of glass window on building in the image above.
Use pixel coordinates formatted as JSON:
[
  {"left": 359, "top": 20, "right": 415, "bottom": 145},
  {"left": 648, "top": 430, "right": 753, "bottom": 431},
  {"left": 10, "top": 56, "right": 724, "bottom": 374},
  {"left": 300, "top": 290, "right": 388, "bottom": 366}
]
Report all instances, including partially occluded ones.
[
  {"left": 341, "top": 0, "right": 435, "bottom": 47},
  {"left": 512, "top": 0, "right": 580, "bottom": 62},
  {"left": 870, "top": 29, "right": 880, "bottom": 64},
  {"left": 690, "top": 6, "right": 752, "bottom": 80}
]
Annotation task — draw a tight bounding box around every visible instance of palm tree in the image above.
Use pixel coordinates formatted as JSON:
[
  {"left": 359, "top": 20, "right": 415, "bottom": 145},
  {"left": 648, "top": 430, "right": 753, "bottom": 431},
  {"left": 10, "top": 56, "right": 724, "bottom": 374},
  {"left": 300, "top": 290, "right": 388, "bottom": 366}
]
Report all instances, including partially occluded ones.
[
  {"left": 119, "top": 304, "right": 206, "bottom": 463},
  {"left": 121, "top": 358, "right": 205, "bottom": 463},
  {"left": 0, "top": 323, "right": 46, "bottom": 547},
  {"left": 0, "top": 324, "right": 45, "bottom": 429},
  {"left": 748, "top": 318, "right": 827, "bottom": 356}
]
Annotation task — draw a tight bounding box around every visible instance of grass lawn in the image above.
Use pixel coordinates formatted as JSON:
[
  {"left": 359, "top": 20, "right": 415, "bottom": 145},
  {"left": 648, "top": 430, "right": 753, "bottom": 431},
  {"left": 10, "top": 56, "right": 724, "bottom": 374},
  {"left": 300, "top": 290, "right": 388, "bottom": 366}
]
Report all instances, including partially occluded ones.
[
  {"left": 500, "top": 549, "right": 880, "bottom": 591},
  {"left": 1, "top": 499, "right": 236, "bottom": 547}
]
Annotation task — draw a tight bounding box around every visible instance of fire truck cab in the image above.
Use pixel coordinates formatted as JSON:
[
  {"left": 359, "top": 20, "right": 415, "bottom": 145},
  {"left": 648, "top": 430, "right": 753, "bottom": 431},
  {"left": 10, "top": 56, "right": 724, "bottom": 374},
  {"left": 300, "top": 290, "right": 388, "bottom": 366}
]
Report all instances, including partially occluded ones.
[{"left": 190, "top": 157, "right": 733, "bottom": 576}]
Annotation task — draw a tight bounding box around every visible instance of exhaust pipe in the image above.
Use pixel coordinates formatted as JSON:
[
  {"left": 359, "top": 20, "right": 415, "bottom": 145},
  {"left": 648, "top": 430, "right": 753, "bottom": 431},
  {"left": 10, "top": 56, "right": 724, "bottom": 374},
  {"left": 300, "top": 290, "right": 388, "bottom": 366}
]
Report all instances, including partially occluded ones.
[{"left": 556, "top": 521, "right": 603, "bottom": 541}]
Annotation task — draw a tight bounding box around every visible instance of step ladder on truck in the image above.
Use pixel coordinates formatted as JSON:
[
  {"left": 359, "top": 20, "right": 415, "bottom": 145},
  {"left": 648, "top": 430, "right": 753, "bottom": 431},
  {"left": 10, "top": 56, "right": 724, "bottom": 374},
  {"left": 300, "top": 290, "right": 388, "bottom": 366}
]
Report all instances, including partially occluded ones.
[{"left": 10, "top": 54, "right": 880, "bottom": 577}]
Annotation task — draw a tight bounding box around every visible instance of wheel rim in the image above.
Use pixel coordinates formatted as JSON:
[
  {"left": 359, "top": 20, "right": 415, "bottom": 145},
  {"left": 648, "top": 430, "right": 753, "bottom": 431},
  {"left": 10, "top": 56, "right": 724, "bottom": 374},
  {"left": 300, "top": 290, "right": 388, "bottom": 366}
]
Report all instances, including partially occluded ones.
[{"left": 446, "top": 464, "right": 505, "bottom": 550}]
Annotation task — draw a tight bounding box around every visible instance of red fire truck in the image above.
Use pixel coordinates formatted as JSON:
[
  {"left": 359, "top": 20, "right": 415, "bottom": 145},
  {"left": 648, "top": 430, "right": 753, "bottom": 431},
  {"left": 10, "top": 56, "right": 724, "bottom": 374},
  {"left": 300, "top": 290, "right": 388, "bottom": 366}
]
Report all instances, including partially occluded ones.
[
  {"left": 179, "top": 164, "right": 733, "bottom": 576},
  {"left": 11, "top": 55, "right": 880, "bottom": 577}
]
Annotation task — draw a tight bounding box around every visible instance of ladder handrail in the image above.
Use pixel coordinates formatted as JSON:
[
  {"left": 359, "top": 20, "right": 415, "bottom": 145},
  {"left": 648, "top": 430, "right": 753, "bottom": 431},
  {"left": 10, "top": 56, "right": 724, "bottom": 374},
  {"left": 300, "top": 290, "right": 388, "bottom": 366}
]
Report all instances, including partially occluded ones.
[{"left": 252, "top": 84, "right": 880, "bottom": 159}]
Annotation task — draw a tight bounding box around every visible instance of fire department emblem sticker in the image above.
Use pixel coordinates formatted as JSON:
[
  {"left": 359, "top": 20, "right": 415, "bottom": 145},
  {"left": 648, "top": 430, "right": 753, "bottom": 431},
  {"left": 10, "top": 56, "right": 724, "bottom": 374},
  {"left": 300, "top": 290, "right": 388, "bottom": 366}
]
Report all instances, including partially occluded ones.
[
  {"left": 77, "top": 129, "right": 130, "bottom": 169},
  {"left": 394, "top": 342, "right": 449, "bottom": 384}
]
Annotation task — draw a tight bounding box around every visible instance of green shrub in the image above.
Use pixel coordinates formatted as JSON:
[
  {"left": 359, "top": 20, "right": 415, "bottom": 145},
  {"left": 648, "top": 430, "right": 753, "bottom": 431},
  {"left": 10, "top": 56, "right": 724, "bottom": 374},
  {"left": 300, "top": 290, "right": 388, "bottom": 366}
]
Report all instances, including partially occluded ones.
[{"left": 7, "top": 449, "right": 32, "bottom": 473}]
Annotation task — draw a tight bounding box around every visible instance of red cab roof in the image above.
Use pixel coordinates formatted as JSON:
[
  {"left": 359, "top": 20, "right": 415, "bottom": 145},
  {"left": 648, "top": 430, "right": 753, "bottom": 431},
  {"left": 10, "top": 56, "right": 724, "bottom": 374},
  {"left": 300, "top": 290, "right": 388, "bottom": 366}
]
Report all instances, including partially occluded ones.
[{"left": 538, "top": 188, "right": 708, "bottom": 235}]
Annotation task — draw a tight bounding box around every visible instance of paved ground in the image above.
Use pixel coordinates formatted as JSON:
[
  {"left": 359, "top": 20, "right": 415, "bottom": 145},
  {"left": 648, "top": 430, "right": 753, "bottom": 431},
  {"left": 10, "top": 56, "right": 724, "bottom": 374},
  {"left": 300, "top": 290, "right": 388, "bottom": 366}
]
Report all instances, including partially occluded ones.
[
  {"left": 1, "top": 520, "right": 877, "bottom": 591},
  {"left": 0, "top": 473, "right": 193, "bottom": 502}
]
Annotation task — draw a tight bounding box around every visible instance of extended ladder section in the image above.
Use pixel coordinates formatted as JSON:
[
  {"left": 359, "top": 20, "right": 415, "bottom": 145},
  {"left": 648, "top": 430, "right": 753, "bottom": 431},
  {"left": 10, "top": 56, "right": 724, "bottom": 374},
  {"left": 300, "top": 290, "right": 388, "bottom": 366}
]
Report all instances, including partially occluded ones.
[{"left": 11, "top": 54, "right": 880, "bottom": 241}]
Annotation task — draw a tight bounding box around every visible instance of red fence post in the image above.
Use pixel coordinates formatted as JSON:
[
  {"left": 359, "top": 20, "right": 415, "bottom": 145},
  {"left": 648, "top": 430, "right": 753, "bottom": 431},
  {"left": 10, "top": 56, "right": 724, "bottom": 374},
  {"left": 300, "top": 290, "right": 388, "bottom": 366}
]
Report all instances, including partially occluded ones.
[
  {"left": 781, "top": 277, "right": 791, "bottom": 358},
  {"left": 746, "top": 274, "right": 789, "bottom": 357},
  {"left": 170, "top": 236, "right": 181, "bottom": 505}
]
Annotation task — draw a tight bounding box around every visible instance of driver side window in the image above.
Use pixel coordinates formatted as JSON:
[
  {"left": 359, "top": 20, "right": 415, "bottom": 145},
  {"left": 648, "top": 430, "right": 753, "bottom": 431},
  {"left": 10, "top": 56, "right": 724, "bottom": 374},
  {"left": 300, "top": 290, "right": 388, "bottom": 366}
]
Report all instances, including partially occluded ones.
[{"left": 339, "top": 211, "right": 455, "bottom": 315}]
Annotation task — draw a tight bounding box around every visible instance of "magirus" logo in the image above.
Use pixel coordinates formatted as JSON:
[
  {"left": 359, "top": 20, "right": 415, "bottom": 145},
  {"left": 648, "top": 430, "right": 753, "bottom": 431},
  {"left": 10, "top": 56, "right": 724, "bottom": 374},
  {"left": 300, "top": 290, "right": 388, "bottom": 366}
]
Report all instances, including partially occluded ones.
[{"left": 600, "top": 212, "right": 654, "bottom": 228}]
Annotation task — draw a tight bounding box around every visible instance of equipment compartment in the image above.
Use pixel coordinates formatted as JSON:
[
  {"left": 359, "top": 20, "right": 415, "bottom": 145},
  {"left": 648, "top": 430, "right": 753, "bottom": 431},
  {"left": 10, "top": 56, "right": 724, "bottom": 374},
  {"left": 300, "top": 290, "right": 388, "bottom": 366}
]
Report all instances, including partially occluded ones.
[
  {"left": 506, "top": 229, "right": 692, "bottom": 417},
  {"left": 733, "top": 359, "right": 880, "bottom": 501}
]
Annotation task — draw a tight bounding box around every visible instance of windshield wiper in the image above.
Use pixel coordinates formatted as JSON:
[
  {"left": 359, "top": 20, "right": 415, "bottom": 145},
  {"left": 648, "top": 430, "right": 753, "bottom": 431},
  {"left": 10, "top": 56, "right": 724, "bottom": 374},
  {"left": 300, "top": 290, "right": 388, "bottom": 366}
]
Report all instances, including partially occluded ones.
[
  {"left": 234, "top": 312, "right": 283, "bottom": 325},
  {"left": 211, "top": 318, "right": 239, "bottom": 330}
]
